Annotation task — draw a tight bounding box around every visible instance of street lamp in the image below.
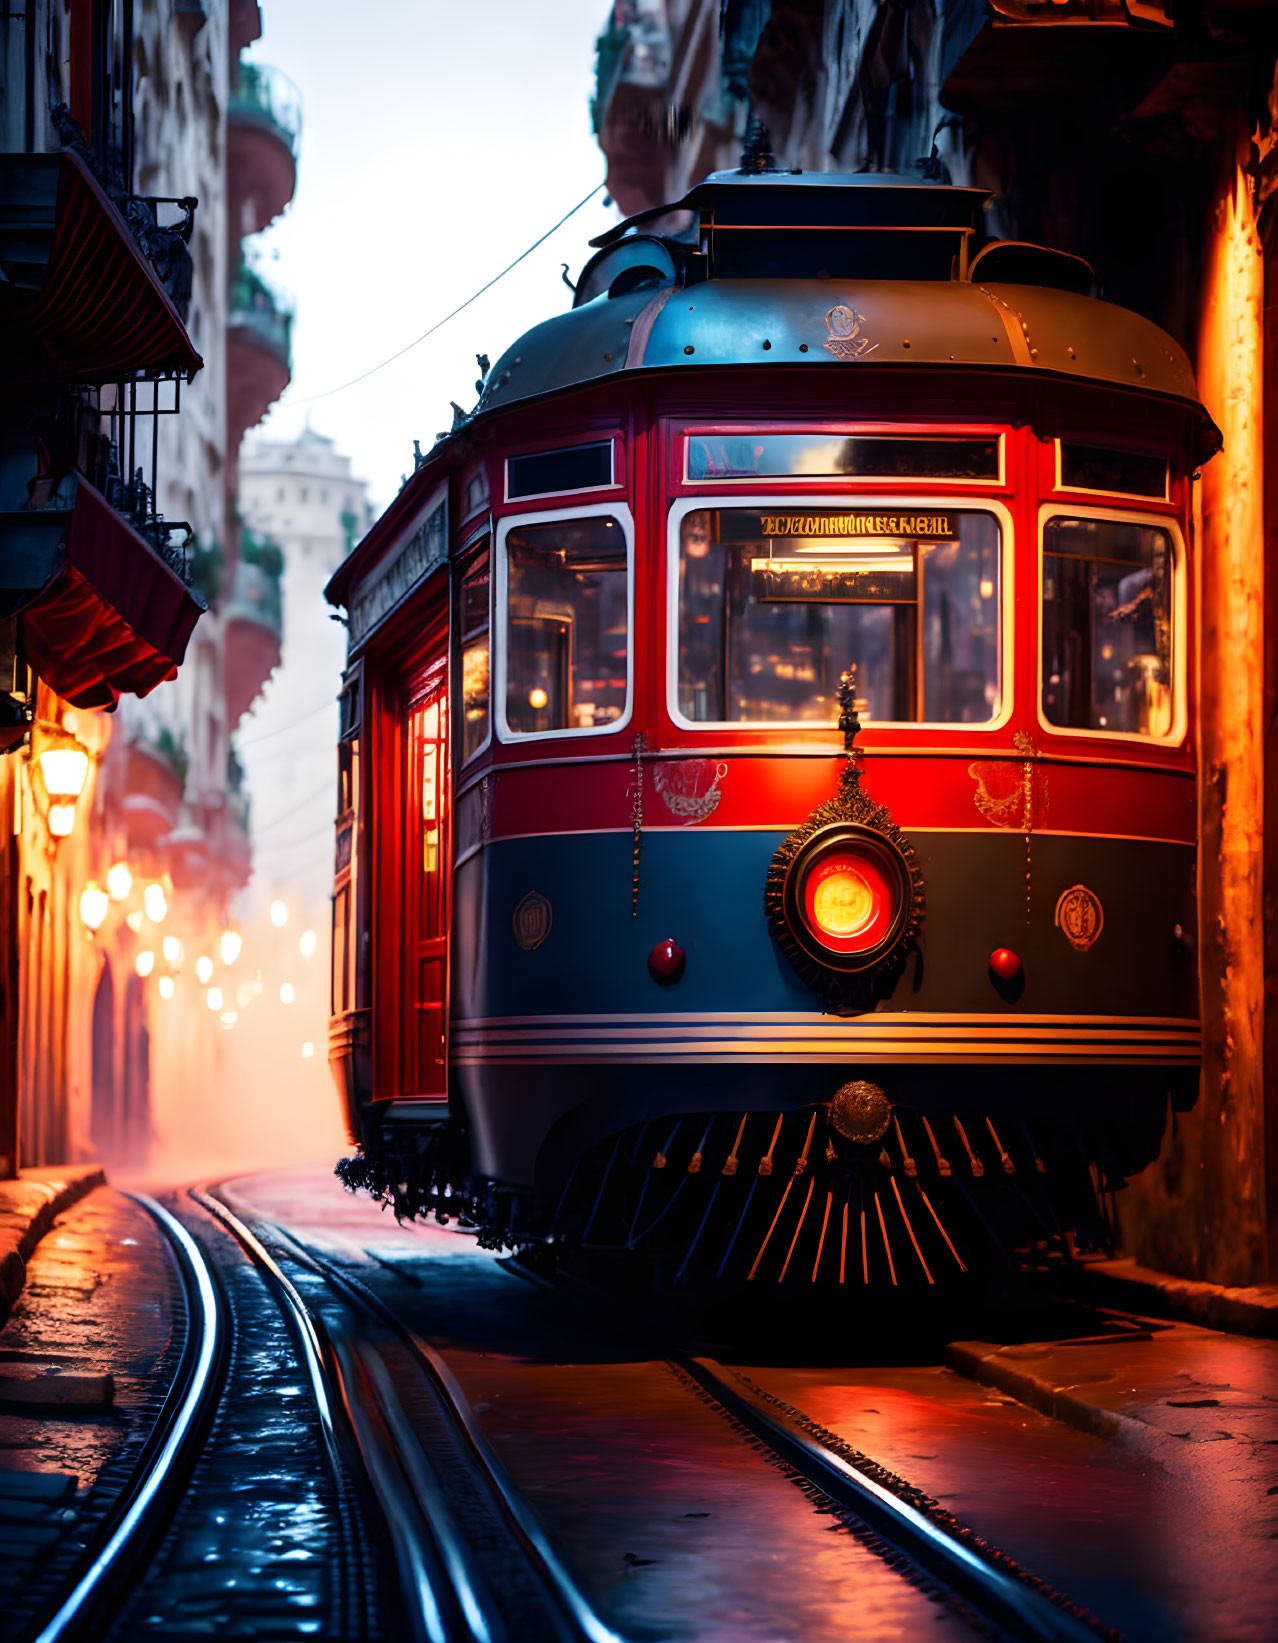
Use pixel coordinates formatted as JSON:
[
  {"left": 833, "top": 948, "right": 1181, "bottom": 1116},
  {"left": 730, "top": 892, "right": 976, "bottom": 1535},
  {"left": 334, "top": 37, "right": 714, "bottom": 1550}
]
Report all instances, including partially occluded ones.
[
  {"left": 106, "top": 861, "right": 133, "bottom": 900},
  {"left": 144, "top": 883, "right": 168, "bottom": 923},
  {"left": 36, "top": 735, "right": 90, "bottom": 839},
  {"left": 270, "top": 899, "right": 288, "bottom": 928},
  {"left": 219, "top": 929, "right": 243, "bottom": 965},
  {"left": 136, "top": 950, "right": 155, "bottom": 977},
  {"left": 79, "top": 883, "right": 109, "bottom": 931}
]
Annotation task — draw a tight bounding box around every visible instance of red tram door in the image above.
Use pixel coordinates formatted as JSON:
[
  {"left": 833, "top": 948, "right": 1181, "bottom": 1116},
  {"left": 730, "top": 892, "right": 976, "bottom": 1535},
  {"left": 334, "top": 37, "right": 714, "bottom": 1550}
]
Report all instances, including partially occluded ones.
[{"left": 402, "top": 675, "right": 450, "bottom": 1096}]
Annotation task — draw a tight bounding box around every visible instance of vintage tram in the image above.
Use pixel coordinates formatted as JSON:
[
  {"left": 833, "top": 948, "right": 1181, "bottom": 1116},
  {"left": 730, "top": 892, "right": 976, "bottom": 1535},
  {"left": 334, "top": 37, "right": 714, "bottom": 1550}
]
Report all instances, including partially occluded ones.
[{"left": 325, "top": 168, "right": 1218, "bottom": 1293}]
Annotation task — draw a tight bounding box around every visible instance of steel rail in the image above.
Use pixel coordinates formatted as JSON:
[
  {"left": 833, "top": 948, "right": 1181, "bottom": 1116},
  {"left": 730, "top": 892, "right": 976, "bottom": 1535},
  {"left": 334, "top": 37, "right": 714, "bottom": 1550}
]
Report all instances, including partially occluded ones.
[
  {"left": 253, "top": 1218, "right": 634, "bottom": 1643},
  {"left": 196, "top": 1189, "right": 505, "bottom": 1643},
  {"left": 678, "top": 1354, "right": 1107, "bottom": 1643},
  {"left": 31, "top": 1193, "right": 226, "bottom": 1643}
]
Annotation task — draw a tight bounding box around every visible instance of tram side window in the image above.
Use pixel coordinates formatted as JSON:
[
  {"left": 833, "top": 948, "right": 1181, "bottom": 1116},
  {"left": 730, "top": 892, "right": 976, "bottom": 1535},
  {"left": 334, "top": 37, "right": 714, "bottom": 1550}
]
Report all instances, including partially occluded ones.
[
  {"left": 459, "top": 543, "right": 490, "bottom": 763},
  {"left": 504, "top": 515, "right": 629, "bottom": 734},
  {"left": 676, "top": 507, "right": 1001, "bottom": 725},
  {"left": 1042, "top": 517, "right": 1175, "bottom": 737}
]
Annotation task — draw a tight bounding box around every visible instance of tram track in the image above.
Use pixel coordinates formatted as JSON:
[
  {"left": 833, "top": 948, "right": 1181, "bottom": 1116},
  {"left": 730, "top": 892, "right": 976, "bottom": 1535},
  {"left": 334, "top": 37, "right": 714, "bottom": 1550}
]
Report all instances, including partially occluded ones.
[
  {"left": 223, "top": 1185, "right": 1131, "bottom": 1643},
  {"left": 200, "top": 1186, "right": 628, "bottom": 1643},
  {"left": 673, "top": 1355, "right": 1114, "bottom": 1643},
  {"left": 25, "top": 1194, "right": 227, "bottom": 1643}
]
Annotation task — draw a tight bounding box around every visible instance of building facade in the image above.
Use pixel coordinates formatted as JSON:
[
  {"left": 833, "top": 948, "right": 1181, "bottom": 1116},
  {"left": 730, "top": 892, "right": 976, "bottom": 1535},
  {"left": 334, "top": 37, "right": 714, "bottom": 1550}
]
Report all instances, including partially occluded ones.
[
  {"left": 0, "top": 0, "right": 299, "bottom": 1178},
  {"left": 592, "top": 0, "right": 1278, "bottom": 1285}
]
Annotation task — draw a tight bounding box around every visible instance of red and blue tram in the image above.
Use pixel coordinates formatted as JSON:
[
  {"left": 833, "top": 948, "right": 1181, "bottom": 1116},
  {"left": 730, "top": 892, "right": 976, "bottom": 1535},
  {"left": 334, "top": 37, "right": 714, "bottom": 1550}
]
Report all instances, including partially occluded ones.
[{"left": 325, "top": 170, "right": 1218, "bottom": 1293}]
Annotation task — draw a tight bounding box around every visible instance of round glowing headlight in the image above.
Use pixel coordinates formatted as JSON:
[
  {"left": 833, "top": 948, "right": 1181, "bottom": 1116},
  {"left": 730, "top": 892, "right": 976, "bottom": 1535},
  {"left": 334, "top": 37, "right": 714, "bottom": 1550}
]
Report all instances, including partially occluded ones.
[{"left": 781, "top": 825, "right": 913, "bottom": 974}]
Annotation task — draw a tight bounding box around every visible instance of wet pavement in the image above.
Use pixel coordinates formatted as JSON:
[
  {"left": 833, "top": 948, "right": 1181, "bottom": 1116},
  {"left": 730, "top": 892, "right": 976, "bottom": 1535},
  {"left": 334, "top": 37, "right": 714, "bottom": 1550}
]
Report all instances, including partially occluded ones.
[
  {"left": 0, "top": 1189, "right": 180, "bottom": 1640},
  {"left": 226, "top": 1165, "right": 1278, "bottom": 1643},
  {"left": 3, "top": 1165, "right": 1273, "bottom": 1642}
]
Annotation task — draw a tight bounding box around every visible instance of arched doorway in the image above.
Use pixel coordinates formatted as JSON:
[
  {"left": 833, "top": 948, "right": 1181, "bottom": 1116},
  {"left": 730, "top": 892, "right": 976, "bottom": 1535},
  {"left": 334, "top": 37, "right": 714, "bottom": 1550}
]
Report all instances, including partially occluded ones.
[
  {"left": 90, "top": 960, "right": 116, "bottom": 1158},
  {"left": 122, "top": 972, "right": 151, "bottom": 1166}
]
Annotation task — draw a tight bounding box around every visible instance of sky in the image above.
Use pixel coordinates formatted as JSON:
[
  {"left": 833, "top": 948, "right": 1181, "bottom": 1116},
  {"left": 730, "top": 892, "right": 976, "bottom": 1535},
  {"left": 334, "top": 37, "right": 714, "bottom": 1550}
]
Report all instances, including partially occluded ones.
[{"left": 245, "top": 0, "right": 620, "bottom": 513}]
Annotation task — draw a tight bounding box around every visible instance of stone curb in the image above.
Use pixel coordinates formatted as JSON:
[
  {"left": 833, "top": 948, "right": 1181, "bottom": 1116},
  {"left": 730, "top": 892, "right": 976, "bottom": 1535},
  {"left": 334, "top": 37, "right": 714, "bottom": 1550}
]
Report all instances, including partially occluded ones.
[
  {"left": 1065, "top": 1258, "right": 1278, "bottom": 1339},
  {"left": 0, "top": 1165, "right": 107, "bottom": 1331},
  {"left": 944, "top": 1340, "right": 1160, "bottom": 1453}
]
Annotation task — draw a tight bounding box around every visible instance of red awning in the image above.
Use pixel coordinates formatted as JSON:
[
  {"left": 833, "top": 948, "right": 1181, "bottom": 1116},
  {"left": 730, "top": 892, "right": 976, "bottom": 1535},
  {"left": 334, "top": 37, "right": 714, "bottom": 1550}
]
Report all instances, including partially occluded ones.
[
  {"left": 20, "top": 477, "right": 205, "bottom": 710},
  {"left": 23, "top": 153, "right": 203, "bottom": 383}
]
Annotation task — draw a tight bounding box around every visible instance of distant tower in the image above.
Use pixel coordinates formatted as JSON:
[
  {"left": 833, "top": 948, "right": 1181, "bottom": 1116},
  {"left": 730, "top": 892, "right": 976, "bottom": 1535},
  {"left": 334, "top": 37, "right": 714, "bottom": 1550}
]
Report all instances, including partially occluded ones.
[{"left": 230, "top": 424, "right": 372, "bottom": 1146}]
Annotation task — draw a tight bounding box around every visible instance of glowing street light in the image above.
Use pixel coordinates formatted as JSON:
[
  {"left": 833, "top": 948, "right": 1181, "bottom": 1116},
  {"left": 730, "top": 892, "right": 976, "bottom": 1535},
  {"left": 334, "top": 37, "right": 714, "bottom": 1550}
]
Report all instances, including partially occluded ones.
[
  {"left": 144, "top": 883, "right": 168, "bottom": 923},
  {"left": 79, "top": 884, "right": 109, "bottom": 931},
  {"left": 279, "top": 982, "right": 295, "bottom": 1004},
  {"left": 220, "top": 1011, "right": 238, "bottom": 1027},
  {"left": 195, "top": 955, "right": 214, "bottom": 984},
  {"left": 269, "top": 899, "right": 288, "bottom": 928},
  {"left": 206, "top": 986, "right": 223, "bottom": 1011},
  {"left": 219, "top": 929, "right": 243, "bottom": 965},
  {"left": 38, "top": 745, "right": 90, "bottom": 802},
  {"left": 301, "top": 1041, "right": 315, "bottom": 1060},
  {"left": 135, "top": 950, "right": 155, "bottom": 978},
  {"left": 158, "top": 975, "right": 175, "bottom": 1000},
  {"left": 162, "top": 936, "right": 183, "bottom": 967},
  {"left": 106, "top": 861, "right": 133, "bottom": 900},
  {"left": 299, "top": 929, "right": 318, "bottom": 960},
  {"left": 48, "top": 804, "right": 76, "bottom": 838}
]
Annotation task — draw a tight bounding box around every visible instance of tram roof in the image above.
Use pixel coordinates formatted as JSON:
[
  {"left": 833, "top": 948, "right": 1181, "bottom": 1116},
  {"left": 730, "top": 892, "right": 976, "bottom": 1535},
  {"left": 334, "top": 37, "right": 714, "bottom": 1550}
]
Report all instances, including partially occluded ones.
[{"left": 469, "top": 275, "right": 1211, "bottom": 433}]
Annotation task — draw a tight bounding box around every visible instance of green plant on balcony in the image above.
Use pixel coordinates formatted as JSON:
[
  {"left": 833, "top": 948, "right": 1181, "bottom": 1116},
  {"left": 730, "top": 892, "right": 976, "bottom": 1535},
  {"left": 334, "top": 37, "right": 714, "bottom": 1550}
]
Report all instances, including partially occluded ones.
[
  {"left": 241, "top": 524, "right": 284, "bottom": 578},
  {"left": 591, "top": 15, "right": 633, "bottom": 134},
  {"left": 153, "top": 725, "right": 190, "bottom": 788},
  {"left": 229, "top": 255, "right": 293, "bottom": 371},
  {"left": 189, "top": 532, "right": 224, "bottom": 608},
  {"left": 230, "top": 59, "right": 303, "bottom": 153}
]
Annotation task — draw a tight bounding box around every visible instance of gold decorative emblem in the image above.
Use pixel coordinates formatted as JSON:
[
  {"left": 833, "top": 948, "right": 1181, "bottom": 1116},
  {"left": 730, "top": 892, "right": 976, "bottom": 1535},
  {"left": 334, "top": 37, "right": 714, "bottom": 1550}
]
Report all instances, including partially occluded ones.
[
  {"left": 654, "top": 759, "right": 727, "bottom": 825},
  {"left": 969, "top": 732, "right": 1048, "bottom": 831},
  {"left": 822, "top": 305, "right": 879, "bottom": 360},
  {"left": 828, "top": 1080, "right": 892, "bottom": 1145},
  {"left": 1054, "top": 885, "right": 1103, "bottom": 952},
  {"left": 513, "top": 891, "right": 552, "bottom": 951}
]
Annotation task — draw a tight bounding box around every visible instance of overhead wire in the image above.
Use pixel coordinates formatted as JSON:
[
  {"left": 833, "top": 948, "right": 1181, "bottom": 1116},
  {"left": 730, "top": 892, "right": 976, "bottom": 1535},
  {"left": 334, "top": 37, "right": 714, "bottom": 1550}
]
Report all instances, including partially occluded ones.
[
  {"left": 238, "top": 697, "right": 337, "bottom": 747},
  {"left": 284, "top": 179, "right": 607, "bottom": 405}
]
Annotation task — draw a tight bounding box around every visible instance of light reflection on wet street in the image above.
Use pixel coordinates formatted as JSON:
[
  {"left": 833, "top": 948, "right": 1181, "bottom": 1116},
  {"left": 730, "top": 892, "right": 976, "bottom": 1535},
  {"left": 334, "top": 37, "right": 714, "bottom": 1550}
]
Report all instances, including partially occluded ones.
[{"left": 3, "top": 1167, "right": 1275, "bottom": 1642}]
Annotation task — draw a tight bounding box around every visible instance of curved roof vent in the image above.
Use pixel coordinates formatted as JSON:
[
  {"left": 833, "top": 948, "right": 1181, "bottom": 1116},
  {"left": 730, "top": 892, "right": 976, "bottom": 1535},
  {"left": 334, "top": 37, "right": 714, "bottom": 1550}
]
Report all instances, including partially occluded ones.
[
  {"left": 969, "top": 240, "right": 1095, "bottom": 296},
  {"left": 572, "top": 236, "right": 678, "bottom": 308}
]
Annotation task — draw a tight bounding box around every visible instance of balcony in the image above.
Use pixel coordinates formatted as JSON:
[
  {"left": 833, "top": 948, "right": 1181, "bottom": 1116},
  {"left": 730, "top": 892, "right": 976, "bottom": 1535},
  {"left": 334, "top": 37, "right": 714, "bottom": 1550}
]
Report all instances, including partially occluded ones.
[
  {"left": 228, "top": 259, "right": 292, "bottom": 445},
  {"left": 122, "top": 728, "right": 187, "bottom": 851},
  {"left": 225, "top": 528, "right": 283, "bottom": 724},
  {"left": 228, "top": 60, "right": 301, "bottom": 234}
]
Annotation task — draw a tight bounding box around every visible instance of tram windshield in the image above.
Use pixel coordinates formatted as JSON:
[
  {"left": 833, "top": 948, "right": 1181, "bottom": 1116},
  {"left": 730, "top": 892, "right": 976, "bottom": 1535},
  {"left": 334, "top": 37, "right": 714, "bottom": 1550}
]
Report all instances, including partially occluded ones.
[
  {"left": 504, "top": 514, "right": 629, "bottom": 735},
  {"left": 675, "top": 506, "right": 1001, "bottom": 726},
  {"left": 1041, "top": 516, "right": 1175, "bottom": 738}
]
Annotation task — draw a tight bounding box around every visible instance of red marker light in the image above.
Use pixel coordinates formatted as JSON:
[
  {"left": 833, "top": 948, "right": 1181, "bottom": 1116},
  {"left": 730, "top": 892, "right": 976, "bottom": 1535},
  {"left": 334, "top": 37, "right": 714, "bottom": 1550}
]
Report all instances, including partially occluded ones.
[
  {"left": 989, "top": 948, "right": 1022, "bottom": 979},
  {"left": 648, "top": 938, "right": 685, "bottom": 981}
]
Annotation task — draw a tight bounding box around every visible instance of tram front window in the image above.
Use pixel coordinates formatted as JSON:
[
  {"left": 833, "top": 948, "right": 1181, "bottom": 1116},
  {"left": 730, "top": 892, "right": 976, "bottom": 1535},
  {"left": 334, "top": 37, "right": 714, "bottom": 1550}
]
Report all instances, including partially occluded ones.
[
  {"left": 1041, "top": 516, "right": 1175, "bottom": 738},
  {"left": 504, "top": 514, "right": 629, "bottom": 734},
  {"left": 675, "top": 506, "right": 1001, "bottom": 725}
]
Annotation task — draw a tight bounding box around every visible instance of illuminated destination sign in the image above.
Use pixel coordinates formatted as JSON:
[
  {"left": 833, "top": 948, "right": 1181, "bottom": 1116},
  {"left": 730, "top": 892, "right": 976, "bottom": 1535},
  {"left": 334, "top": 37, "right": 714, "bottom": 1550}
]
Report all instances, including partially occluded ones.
[
  {"left": 751, "top": 557, "right": 917, "bottom": 603},
  {"left": 759, "top": 512, "right": 954, "bottom": 539}
]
